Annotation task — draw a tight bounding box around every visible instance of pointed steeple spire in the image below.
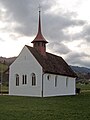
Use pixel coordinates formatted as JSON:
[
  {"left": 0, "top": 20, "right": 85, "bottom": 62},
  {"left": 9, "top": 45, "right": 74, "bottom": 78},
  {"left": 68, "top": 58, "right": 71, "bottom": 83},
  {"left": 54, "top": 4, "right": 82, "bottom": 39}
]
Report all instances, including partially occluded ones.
[
  {"left": 31, "top": 6, "right": 48, "bottom": 43},
  {"left": 31, "top": 6, "right": 48, "bottom": 56},
  {"left": 38, "top": 5, "right": 41, "bottom": 34}
]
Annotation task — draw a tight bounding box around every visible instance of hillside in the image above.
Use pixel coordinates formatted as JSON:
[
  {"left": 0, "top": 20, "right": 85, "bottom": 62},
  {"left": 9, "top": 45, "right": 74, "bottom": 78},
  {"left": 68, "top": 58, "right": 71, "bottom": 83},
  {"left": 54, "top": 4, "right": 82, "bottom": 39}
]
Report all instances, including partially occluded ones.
[
  {"left": 70, "top": 66, "right": 90, "bottom": 74},
  {"left": 0, "top": 56, "right": 16, "bottom": 65},
  {"left": 71, "top": 66, "right": 90, "bottom": 82}
]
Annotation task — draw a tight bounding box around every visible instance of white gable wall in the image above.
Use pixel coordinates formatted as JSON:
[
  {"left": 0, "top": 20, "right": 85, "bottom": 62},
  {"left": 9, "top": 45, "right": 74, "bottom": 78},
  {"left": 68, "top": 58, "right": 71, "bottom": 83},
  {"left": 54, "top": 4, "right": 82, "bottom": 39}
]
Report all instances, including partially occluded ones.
[
  {"left": 43, "top": 73, "right": 76, "bottom": 97},
  {"left": 9, "top": 46, "right": 42, "bottom": 97}
]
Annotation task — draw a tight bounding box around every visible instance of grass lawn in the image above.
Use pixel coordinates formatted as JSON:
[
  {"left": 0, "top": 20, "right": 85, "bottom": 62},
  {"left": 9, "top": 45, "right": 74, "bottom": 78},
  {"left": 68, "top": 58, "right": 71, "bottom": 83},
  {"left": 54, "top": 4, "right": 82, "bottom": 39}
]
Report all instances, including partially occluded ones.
[
  {"left": 76, "top": 83, "right": 90, "bottom": 92},
  {"left": 0, "top": 92, "right": 90, "bottom": 120}
]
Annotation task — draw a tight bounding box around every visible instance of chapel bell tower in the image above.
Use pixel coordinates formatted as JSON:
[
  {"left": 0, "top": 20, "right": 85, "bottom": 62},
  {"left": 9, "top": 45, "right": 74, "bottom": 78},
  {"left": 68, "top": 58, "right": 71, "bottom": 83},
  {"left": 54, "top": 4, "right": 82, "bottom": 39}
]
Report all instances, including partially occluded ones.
[{"left": 31, "top": 7, "right": 48, "bottom": 56}]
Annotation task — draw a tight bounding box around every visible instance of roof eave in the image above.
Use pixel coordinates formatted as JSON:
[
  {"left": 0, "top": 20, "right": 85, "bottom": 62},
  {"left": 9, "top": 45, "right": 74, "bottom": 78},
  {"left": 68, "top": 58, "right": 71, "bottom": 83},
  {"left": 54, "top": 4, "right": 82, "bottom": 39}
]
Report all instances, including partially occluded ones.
[{"left": 43, "top": 70, "right": 77, "bottom": 78}]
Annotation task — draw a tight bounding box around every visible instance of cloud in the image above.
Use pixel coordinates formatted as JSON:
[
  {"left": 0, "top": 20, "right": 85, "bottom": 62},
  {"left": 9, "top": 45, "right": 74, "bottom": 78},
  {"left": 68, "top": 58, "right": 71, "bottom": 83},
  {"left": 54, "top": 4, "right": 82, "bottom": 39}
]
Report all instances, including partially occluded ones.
[
  {"left": 81, "top": 25, "right": 90, "bottom": 42},
  {"left": 72, "top": 23, "right": 90, "bottom": 42},
  {"left": 0, "top": 37, "right": 5, "bottom": 42},
  {"left": 47, "top": 42, "right": 70, "bottom": 54},
  {"left": 0, "top": 0, "right": 86, "bottom": 40},
  {"left": 43, "top": 13, "right": 86, "bottom": 42},
  {"left": 0, "top": 0, "right": 37, "bottom": 35},
  {"left": 66, "top": 51, "right": 90, "bottom": 67}
]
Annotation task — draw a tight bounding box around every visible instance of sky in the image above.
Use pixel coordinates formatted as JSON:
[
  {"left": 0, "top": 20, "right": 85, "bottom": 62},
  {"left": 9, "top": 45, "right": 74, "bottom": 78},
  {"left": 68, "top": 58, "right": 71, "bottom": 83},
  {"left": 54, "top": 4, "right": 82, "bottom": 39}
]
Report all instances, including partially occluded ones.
[{"left": 0, "top": 0, "right": 90, "bottom": 68}]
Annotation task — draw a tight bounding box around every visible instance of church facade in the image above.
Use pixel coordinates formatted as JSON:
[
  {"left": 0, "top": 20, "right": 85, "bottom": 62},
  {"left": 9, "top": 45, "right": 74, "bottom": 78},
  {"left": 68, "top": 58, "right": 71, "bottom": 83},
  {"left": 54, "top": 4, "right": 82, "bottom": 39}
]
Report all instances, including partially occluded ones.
[{"left": 9, "top": 9, "right": 77, "bottom": 97}]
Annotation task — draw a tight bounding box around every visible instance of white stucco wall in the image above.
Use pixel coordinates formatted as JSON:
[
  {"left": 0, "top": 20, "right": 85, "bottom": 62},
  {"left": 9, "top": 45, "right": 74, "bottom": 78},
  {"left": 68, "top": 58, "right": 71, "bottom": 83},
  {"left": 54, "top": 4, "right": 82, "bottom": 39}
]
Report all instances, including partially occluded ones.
[
  {"left": 43, "top": 73, "right": 76, "bottom": 97},
  {"left": 9, "top": 46, "right": 42, "bottom": 97}
]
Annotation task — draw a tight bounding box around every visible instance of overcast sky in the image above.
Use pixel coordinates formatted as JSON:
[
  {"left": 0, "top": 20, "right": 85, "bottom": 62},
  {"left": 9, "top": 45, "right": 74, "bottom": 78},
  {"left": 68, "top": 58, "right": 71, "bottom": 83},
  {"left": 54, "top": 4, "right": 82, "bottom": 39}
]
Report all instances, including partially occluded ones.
[{"left": 0, "top": 0, "right": 90, "bottom": 68}]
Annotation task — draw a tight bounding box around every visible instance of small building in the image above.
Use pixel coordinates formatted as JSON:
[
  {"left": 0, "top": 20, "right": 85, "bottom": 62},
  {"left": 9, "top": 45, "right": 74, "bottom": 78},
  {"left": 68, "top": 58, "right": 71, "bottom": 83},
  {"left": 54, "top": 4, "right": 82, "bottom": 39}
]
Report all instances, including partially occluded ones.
[{"left": 9, "top": 9, "right": 77, "bottom": 97}]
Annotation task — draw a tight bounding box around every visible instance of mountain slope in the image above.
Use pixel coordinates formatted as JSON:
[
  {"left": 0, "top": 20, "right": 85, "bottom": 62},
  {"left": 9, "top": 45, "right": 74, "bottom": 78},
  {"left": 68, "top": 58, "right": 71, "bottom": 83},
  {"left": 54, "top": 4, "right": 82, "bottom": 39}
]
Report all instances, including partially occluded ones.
[
  {"left": 0, "top": 56, "right": 16, "bottom": 65},
  {"left": 70, "top": 66, "right": 90, "bottom": 74}
]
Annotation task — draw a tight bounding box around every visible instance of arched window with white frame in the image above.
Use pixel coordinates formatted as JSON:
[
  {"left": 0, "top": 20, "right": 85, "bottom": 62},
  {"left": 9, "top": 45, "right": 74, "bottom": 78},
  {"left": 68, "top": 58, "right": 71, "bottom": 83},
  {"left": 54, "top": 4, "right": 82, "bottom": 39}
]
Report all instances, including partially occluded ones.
[
  {"left": 31, "top": 73, "right": 36, "bottom": 86},
  {"left": 16, "top": 74, "right": 19, "bottom": 86}
]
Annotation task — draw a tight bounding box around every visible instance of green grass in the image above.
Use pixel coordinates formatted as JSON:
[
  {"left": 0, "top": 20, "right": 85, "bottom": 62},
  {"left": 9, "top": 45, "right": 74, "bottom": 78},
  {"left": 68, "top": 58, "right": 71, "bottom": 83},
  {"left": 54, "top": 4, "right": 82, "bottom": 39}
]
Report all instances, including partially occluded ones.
[
  {"left": 0, "top": 85, "right": 8, "bottom": 94},
  {"left": 76, "top": 83, "right": 90, "bottom": 92},
  {"left": 0, "top": 93, "right": 90, "bottom": 120},
  {"left": 0, "top": 84, "right": 90, "bottom": 120}
]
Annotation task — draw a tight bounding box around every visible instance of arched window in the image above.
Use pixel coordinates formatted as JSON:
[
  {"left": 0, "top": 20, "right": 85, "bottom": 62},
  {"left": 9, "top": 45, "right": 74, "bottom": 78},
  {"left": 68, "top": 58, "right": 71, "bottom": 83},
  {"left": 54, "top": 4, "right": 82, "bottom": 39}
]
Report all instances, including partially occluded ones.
[
  {"left": 55, "top": 75, "right": 57, "bottom": 87},
  {"left": 16, "top": 74, "right": 19, "bottom": 86},
  {"left": 31, "top": 73, "right": 36, "bottom": 86}
]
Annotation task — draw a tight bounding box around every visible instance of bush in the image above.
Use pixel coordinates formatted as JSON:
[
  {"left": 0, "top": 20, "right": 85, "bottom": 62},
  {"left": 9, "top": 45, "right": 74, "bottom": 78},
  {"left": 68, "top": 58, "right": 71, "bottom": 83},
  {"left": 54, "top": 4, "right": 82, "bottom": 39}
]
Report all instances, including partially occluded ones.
[{"left": 76, "top": 88, "right": 81, "bottom": 94}]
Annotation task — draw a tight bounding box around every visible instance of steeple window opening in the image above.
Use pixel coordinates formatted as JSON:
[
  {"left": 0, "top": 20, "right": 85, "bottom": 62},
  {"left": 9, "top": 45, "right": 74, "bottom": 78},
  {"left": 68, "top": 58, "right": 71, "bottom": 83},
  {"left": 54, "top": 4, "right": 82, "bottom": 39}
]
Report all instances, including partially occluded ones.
[
  {"left": 34, "top": 43, "right": 36, "bottom": 47},
  {"left": 44, "top": 44, "right": 45, "bottom": 47},
  {"left": 42, "top": 43, "right": 44, "bottom": 46},
  {"left": 41, "top": 43, "right": 45, "bottom": 47},
  {"left": 38, "top": 42, "right": 40, "bottom": 46}
]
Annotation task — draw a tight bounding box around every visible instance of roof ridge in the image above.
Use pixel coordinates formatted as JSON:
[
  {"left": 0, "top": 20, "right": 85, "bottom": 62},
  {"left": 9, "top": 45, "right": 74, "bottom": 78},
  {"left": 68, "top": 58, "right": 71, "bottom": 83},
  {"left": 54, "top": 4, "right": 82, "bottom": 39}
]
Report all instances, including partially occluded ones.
[{"left": 46, "top": 52, "right": 62, "bottom": 58}]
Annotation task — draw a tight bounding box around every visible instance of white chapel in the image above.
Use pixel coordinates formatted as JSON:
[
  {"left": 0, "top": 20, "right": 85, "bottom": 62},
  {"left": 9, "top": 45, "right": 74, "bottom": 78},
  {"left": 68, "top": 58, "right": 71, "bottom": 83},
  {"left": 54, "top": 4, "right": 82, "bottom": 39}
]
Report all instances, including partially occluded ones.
[{"left": 9, "top": 9, "right": 77, "bottom": 97}]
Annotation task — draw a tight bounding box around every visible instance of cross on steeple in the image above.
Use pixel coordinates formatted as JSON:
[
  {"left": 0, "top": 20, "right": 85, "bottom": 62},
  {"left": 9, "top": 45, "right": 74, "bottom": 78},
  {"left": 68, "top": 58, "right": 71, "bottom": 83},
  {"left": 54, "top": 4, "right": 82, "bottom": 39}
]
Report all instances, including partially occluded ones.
[{"left": 38, "top": 4, "right": 41, "bottom": 12}]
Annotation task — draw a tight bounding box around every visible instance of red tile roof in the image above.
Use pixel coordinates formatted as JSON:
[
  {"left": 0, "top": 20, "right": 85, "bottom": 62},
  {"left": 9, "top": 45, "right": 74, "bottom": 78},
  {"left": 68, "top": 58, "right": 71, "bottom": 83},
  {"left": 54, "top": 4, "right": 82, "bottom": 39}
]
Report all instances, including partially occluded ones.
[
  {"left": 26, "top": 45, "right": 77, "bottom": 78},
  {"left": 31, "top": 32, "right": 48, "bottom": 43}
]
